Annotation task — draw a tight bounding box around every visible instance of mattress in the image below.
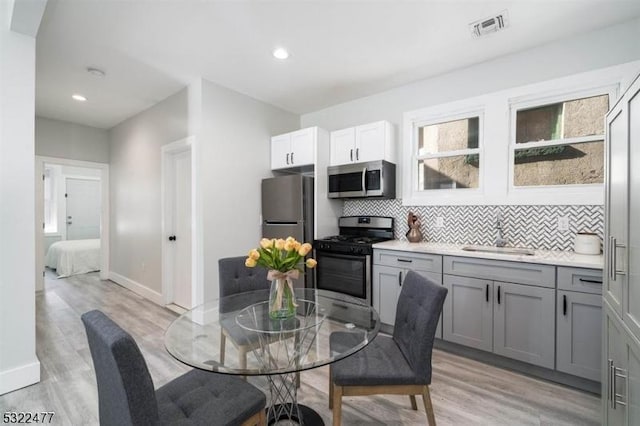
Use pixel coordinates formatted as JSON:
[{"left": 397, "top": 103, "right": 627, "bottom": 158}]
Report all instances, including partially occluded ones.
[{"left": 45, "top": 239, "right": 100, "bottom": 278}]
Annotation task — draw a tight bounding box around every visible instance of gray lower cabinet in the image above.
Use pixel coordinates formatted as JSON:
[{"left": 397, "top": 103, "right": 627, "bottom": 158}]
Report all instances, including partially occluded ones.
[
  {"left": 374, "top": 264, "right": 403, "bottom": 325},
  {"left": 442, "top": 275, "right": 493, "bottom": 352},
  {"left": 373, "top": 264, "right": 442, "bottom": 332},
  {"left": 556, "top": 291, "right": 602, "bottom": 381},
  {"left": 493, "top": 282, "right": 555, "bottom": 369},
  {"left": 372, "top": 250, "right": 443, "bottom": 336}
]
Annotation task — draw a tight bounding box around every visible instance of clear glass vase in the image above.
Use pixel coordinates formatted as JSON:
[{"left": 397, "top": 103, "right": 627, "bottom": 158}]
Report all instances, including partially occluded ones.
[{"left": 268, "top": 278, "right": 296, "bottom": 319}]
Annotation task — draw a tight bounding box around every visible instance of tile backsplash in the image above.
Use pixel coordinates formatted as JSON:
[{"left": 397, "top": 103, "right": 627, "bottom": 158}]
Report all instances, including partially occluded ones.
[{"left": 344, "top": 199, "right": 604, "bottom": 251}]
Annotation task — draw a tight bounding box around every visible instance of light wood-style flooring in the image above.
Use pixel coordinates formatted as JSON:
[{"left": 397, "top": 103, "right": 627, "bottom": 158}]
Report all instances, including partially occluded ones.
[{"left": 0, "top": 272, "right": 601, "bottom": 425}]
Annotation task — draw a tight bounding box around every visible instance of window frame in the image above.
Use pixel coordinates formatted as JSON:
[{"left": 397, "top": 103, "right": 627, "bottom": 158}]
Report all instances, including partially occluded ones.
[
  {"left": 404, "top": 105, "right": 486, "bottom": 204},
  {"left": 507, "top": 84, "right": 618, "bottom": 198}
]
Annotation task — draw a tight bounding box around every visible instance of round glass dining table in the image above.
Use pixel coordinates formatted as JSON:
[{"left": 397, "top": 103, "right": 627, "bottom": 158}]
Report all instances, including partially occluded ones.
[{"left": 164, "top": 288, "right": 380, "bottom": 425}]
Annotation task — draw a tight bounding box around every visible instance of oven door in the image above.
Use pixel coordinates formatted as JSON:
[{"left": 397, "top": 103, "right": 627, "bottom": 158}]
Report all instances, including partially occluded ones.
[{"left": 315, "top": 250, "right": 371, "bottom": 304}]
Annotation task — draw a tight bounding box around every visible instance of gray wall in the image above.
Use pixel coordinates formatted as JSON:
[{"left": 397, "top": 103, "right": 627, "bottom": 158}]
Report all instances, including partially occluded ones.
[
  {"left": 301, "top": 18, "right": 640, "bottom": 134},
  {"left": 35, "top": 116, "right": 109, "bottom": 163},
  {"left": 109, "top": 88, "right": 189, "bottom": 294},
  {"left": 200, "top": 79, "right": 299, "bottom": 301}
]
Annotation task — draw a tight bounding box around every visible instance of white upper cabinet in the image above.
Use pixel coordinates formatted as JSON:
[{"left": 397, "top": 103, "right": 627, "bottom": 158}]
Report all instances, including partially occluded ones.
[
  {"left": 271, "top": 127, "right": 317, "bottom": 170},
  {"left": 330, "top": 120, "right": 395, "bottom": 166}
]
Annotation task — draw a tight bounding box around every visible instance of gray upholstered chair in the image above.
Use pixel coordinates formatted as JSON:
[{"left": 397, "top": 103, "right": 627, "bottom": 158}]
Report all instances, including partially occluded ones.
[
  {"left": 218, "top": 256, "right": 270, "bottom": 369},
  {"left": 329, "top": 270, "right": 448, "bottom": 426},
  {"left": 81, "top": 310, "right": 266, "bottom": 426},
  {"left": 218, "top": 256, "right": 300, "bottom": 386}
]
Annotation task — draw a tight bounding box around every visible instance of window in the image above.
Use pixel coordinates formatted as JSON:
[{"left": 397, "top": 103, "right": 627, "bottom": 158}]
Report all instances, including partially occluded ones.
[
  {"left": 414, "top": 113, "right": 482, "bottom": 191},
  {"left": 511, "top": 93, "right": 609, "bottom": 188},
  {"left": 43, "top": 167, "right": 57, "bottom": 233}
]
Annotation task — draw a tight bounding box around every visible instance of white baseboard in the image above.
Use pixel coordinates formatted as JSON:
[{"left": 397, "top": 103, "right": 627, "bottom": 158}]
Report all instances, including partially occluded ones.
[
  {"left": 109, "top": 271, "right": 164, "bottom": 306},
  {"left": 0, "top": 360, "right": 41, "bottom": 395}
]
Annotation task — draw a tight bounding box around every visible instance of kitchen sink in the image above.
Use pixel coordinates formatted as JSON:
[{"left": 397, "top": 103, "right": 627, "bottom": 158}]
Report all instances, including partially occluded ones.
[{"left": 461, "top": 245, "right": 535, "bottom": 256}]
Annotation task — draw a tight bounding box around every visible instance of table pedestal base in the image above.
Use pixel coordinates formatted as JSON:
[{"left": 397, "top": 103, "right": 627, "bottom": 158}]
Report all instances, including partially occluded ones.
[
  {"left": 267, "top": 404, "right": 324, "bottom": 425},
  {"left": 266, "top": 373, "right": 324, "bottom": 425}
]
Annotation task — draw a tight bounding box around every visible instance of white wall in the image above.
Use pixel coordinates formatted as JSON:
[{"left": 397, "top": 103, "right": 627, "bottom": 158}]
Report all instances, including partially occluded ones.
[
  {"left": 301, "top": 18, "right": 640, "bottom": 138},
  {"left": 109, "top": 88, "right": 189, "bottom": 297},
  {"left": 0, "top": 0, "right": 40, "bottom": 395},
  {"left": 199, "top": 79, "right": 299, "bottom": 302},
  {"left": 36, "top": 116, "right": 109, "bottom": 163}
]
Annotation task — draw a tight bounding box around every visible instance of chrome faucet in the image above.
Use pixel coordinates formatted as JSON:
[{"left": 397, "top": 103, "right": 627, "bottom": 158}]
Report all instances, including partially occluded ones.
[{"left": 495, "top": 212, "right": 508, "bottom": 247}]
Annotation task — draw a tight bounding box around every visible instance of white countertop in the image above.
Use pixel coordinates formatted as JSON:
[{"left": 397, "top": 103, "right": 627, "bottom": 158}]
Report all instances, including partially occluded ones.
[{"left": 372, "top": 240, "right": 604, "bottom": 269}]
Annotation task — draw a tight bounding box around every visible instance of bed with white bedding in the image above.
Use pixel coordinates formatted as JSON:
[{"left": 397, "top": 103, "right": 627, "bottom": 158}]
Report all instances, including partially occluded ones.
[{"left": 45, "top": 239, "right": 100, "bottom": 278}]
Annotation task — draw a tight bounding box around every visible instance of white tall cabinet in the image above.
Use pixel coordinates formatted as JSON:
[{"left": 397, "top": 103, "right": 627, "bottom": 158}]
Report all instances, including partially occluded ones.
[{"left": 603, "top": 73, "right": 640, "bottom": 425}]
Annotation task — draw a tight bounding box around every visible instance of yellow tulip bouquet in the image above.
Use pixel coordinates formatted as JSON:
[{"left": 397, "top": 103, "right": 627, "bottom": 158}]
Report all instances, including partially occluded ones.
[{"left": 245, "top": 237, "right": 317, "bottom": 319}]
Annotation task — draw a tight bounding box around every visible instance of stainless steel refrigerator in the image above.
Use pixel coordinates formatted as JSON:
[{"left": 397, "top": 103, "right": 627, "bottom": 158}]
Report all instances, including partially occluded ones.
[{"left": 261, "top": 175, "right": 314, "bottom": 289}]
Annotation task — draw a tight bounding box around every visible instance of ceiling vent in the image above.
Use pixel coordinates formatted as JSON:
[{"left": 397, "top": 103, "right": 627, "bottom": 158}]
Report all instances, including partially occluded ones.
[{"left": 469, "top": 10, "right": 509, "bottom": 38}]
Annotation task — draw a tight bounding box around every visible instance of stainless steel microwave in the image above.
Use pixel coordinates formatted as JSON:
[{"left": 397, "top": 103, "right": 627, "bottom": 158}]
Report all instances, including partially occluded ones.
[{"left": 327, "top": 160, "right": 396, "bottom": 199}]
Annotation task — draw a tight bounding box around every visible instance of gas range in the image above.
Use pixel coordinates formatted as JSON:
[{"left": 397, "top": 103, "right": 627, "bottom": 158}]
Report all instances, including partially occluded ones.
[
  {"left": 314, "top": 216, "right": 394, "bottom": 255},
  {"left": 314, "top": 216, "right": 394, "bottom": 306}
]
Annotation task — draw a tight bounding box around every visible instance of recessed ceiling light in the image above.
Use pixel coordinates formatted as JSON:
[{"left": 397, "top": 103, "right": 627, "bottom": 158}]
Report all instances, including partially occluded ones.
[
  {"left": 72, "top": 94, "right": 87, "bottom": 102},
  {"left": 272, "top": 47, "right": 289, "bottom": 60},
  {"left": 87, "top": 67, "right": 105, "bottom": 78}
]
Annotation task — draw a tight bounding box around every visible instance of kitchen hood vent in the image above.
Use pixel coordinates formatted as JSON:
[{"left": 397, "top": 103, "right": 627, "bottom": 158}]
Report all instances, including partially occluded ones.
[{"left": 470, "top": 10, "right": 509, "bottom": 38}]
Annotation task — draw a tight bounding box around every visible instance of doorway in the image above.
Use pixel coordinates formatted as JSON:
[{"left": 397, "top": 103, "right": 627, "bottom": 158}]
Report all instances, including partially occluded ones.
[
  {"left": 162, "top": 138, "right": 195, "bottom": 310},
  {"left": 35, "top": 157, "right": 109, "bottom": 291}
]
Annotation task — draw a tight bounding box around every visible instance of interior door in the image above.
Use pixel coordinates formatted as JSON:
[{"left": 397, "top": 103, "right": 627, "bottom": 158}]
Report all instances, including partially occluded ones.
[
  {"left": 66, "top": 178, "right": 101, "bottom": 240},
  {"left": 171, "top": 150, "right": 192, "bottom": 309}
]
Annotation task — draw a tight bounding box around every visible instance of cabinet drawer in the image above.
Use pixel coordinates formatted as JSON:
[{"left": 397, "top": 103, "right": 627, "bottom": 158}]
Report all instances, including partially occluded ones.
[
  {"left": 374, "top": 249, "right": 442, "bottom": 273},
  {"left": 443, "top": 256, "right": 555, "bottom": 288},
  {"left": 557, "top": 267, "right": 603, "bottom": 294}
]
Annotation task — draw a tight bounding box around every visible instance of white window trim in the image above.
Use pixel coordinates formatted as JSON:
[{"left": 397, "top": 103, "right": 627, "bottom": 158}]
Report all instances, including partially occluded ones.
[
  {"left": 403, "top": 104, "right": 487, "bottom": 205},
  {"left": 507, "top": 84, "right": 618, "bottom": 204},
  {"left": 402, "top": 61, "right": 640, "bottom": 206}
]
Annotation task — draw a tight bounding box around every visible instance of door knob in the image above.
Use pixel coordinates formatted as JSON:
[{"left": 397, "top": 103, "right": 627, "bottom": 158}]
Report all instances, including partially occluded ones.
[{"left": 168, "top": 235, "right": 177, "bottom": 241}]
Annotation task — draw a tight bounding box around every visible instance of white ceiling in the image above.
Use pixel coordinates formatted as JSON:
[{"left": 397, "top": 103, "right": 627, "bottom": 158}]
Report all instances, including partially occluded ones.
[{"left": 35, "top": 1, "right": 640, "bottom": 129}]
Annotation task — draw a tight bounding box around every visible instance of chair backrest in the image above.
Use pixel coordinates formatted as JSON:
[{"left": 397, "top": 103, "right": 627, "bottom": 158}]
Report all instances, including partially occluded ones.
[
  {"left": 81, "top": 310, "right": 159, "bottom": 426},
  {"left": 218, "top": 256, "right": 270, "bottom": 296},
  {"left": 218, "top": 256, "right": 271, "bottom": 313},
  {"left": 393, "top": 271, "right": 448, "bottom": 384}
]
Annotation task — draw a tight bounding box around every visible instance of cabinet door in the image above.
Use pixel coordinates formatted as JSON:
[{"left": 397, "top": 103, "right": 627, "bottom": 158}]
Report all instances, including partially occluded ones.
[
  {"left": 442, "top": 275, "right": 493, "bottom": 351},
  {"left": 289, "top": 128, "right": 315, "bottom": 167},
  {"left": 604, "top": 305, "right": 627, "bottom": 425},
  {"left": 493, "top": 282, "right": 555, "bottom": 369},
  {"left": 330, "top": 127, "right": 355, "bottom": 166},
  {"left": 605, "top": 102, "right": 627, "bottom": 318},
  {"left": 355, "top": 121, "right": 386, "bottom": 163},
  {"left": 271, "top": 133, "right": 291, "bottom": 170},
  {"left": 373, "top": 265, "right": 402, "bottom": 326},
  {"left": 625, "top": 83, "right": 640, "bottom": 339},
  {"left": 556, "top": 291, "right": 602, "bottom": 381},
  {"left": 627, "top": 334, "right": 640, "bottom": 426}
]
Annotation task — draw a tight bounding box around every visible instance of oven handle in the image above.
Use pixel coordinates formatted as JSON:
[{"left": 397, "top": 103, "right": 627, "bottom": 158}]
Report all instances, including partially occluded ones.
[{"left": 315, "top": 251, "right": 370, "bottom": 261}]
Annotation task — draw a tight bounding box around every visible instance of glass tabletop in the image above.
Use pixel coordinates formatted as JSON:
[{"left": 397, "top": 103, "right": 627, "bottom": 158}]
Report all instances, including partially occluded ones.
[{"left": 164, "top": 288, "right": 380, "bottom": 376}]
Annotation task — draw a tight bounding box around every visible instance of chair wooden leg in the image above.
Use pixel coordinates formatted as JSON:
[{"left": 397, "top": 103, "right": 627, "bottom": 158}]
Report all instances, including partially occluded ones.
[
  {"left": 329, "top": 366, "right": 333, "bottom": 409},
  {"left": 239, "top": 347, "right": 247, "bottom": 381},
  {"left": 220, "top": 331, "right": 226, "bottom": 364},
  {"left": 422, "top": 385, "right": 436, "bottom": 426},
  {"left": 332, "top": 383, "right": 343, "bottom": 426},
  {"left": 410, "top": 394, "right": 418, "bottom": 410}
]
